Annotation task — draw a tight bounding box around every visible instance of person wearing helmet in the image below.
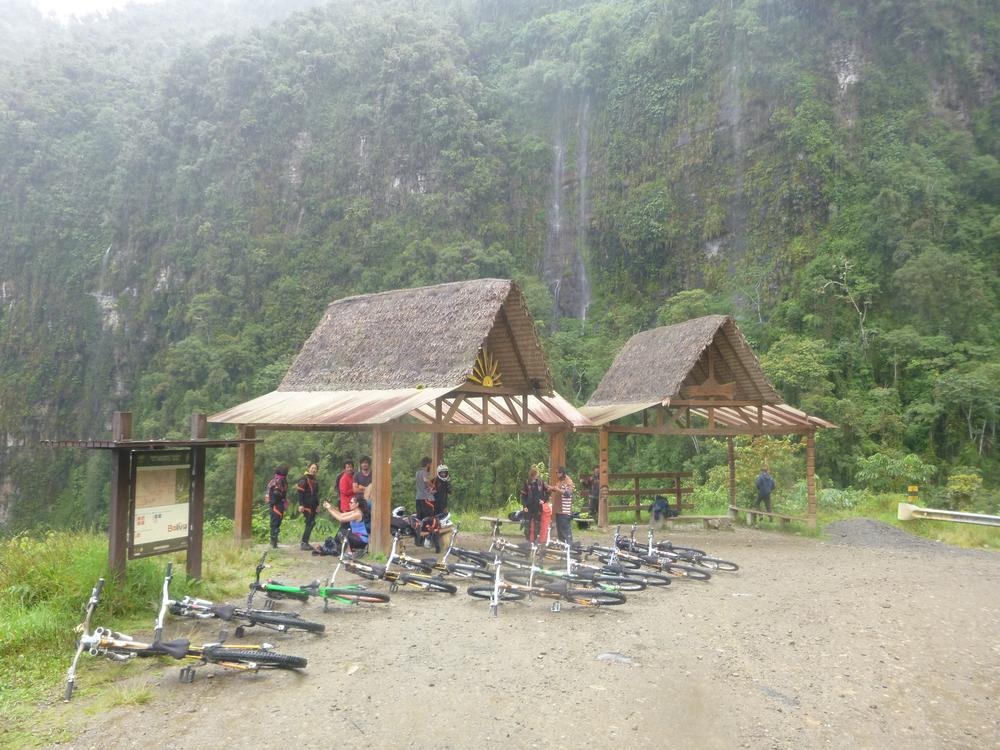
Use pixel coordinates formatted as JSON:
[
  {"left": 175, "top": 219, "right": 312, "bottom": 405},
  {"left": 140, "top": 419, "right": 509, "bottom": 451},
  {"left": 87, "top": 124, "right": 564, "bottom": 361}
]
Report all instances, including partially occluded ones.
[
  {"left": 433, "top": 464, "right": 451, "bottom": 515},
  {"left": 265, "top": 465, "right": 289, "bottom": 549},
  {"left": 296, "top": 463, "right": 320, "bottom": 550}
]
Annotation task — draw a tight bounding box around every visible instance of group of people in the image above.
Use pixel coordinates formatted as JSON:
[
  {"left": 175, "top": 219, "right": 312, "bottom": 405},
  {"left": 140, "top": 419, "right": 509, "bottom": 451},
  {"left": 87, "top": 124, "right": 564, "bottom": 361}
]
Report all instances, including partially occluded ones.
[
  {"left": 264, "top": 456, "right": 374, "bottom": 551},
  {"left": 263, "top": 455, "right": 453, "bottom": 552},
  {"left": 517, "top": 465, "right": 590, "bottom": 546}
]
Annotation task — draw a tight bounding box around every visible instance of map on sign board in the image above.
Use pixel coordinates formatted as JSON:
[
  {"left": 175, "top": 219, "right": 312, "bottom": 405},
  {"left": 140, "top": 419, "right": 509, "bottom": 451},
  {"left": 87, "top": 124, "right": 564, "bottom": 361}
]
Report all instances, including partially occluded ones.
[{"left": 130, "top": 450, "right": 191, "bottom": 558}]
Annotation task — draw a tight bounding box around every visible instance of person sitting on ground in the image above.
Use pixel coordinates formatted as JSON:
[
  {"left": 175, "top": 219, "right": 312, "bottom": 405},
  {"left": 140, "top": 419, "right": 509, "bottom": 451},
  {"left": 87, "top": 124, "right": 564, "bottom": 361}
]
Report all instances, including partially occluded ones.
[{"left": 322, "top": 496, "right": 369, "bottom": 552}]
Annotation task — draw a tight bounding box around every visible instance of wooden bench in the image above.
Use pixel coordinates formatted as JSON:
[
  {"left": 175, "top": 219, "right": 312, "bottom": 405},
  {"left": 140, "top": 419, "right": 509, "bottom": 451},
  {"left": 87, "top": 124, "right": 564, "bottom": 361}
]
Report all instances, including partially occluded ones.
[
  {"left": 728, "top": 506, "right": 803, "bottom": 527},
  {"left": 662, "top": 514, "right": 733, "bottom": 530}
]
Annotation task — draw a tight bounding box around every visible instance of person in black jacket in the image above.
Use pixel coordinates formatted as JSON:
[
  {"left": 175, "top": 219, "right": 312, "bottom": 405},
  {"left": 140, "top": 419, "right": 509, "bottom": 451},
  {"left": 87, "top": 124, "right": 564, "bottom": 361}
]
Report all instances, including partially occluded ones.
[
  {"left": 519, "top": 467, "right": 548, "bottom": 542},
  {"left": 296, "top": 463, "right": 320, "bottom": 550},
  {"left": 266, "top": 465, "right": 289, "bottom": 549},
  {"left": 754, "top": 467, "right": 776, "bottom": 516}
]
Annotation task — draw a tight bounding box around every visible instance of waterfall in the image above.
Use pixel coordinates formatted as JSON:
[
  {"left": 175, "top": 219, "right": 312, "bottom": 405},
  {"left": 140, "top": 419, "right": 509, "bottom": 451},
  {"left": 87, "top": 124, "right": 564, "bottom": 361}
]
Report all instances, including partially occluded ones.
[
  {"left": 542, "top": 91, "right": 592, "bottom": 324},
  {"left": 722, "top": 45, "right": 747, "bottom": 262},
  {"left": 576, "top": 93, "right": 591, "bottom": 320}
]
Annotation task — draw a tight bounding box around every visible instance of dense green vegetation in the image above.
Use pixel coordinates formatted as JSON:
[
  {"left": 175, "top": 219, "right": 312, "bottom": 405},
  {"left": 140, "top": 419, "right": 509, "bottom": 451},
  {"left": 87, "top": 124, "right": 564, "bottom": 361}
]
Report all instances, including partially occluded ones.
[{"left": 1, "top": 0, "right": 998, "bottom": 531}]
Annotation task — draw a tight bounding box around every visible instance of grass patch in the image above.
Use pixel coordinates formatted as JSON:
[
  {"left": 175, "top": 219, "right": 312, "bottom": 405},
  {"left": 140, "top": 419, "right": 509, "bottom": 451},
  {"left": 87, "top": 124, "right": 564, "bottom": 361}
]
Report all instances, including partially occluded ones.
[{"left": 0, "top": 529, "right": 260, "bottom": 749}]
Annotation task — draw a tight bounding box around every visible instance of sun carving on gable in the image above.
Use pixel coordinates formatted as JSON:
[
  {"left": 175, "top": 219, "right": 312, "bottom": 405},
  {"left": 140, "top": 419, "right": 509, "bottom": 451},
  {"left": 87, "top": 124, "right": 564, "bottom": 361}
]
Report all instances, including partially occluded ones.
[{"left": 469, "top": 348, "right": 502, "bottom": 388}]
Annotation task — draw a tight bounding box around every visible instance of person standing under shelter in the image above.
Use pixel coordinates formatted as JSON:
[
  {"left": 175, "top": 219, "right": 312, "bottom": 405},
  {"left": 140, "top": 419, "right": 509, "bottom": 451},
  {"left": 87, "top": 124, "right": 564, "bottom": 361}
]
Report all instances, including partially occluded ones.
[
  {"left": 353, "top": 455, "right": 372, "bottom": 504},
  {"left": 338, "top": 459, "right": 355, "bottom": 512},
  {"left": 265, "top": 465, "right": 289, "bottom": 549},
  {"left": 433, "top": 464, "right": 451, "bottom": 515},
  {"left": 755, "top": 467, "right": 775, "bottom": 517},
  {"left": 586, "top": 465, "right": 600, "bottom": 518},
  {"left": 553, "top": 466, "right": 575, "bottom": 545},
  {"left": 520, "top": 466, "right": 547, "bottom": 542},
  {"left": 296, "top": 463, "right": 320, "bottom": 550},
  {"left": 415, "top": 456, "right": 435, "bottom": 518}
]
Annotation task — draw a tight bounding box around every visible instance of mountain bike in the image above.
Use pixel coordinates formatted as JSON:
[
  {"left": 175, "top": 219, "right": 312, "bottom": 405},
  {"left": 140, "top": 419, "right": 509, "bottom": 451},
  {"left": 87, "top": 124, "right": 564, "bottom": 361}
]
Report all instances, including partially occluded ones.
[
  {"left": 249, "top": 551, "right": 391, "bottom": 608},
  {"left": 169, "top": 596, "right": 325, "bottom": 637},
  {"left": 65, "top": 565, "right": 307, "bottom": 700},
  {"left": 594, "top": 529, "right": 712, "bottom": 581},
  {"left": 624, "top": 526, "right": 740, "bottom": 571},
  {"left": 467, "top": 563, "right": 625, "bottom": 616},
  {"left": 417, "top": 522, "right": 495, "bottom": 581},
  {"left": 338, "top": 533, "right": 458, "bottom": 594}
]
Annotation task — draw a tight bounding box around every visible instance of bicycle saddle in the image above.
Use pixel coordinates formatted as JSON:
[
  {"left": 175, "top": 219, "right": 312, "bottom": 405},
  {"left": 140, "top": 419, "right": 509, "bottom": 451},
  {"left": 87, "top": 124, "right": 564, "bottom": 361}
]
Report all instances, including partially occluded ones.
[
  {"left": 210, "top": 604, "right": 236, "bottom": 620},
  {"left": 147, "top": 638, "right": 191, "bottom": 659}
]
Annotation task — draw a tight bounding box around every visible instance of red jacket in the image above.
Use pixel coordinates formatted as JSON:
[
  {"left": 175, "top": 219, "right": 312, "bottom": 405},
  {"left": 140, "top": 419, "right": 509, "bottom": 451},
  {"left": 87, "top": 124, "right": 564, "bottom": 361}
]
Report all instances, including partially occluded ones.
[{"left": 338, "top": 470, "right": 355, "bottom": 512}]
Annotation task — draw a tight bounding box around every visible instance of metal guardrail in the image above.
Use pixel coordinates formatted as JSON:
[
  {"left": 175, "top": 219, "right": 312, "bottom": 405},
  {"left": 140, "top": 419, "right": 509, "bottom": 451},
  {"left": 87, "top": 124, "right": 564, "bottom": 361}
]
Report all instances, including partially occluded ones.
[{"left": 897, "top": 503, "right": 1000, "bottom": 527}]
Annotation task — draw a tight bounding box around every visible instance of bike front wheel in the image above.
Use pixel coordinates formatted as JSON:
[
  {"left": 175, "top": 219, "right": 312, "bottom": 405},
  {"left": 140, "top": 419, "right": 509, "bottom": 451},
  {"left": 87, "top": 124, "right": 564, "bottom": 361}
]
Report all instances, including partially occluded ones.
[
  {"left": 466, "top": 585, "right": 526, "bottom": 601},
  {"left": 323, "top": 588, "right": 391, "bottom": 604},
  {"left": 241, "top": 611, "right": 326, "bottom": 633},
  {"left": 691, "top": 556, "right": 739, "bottom": 572},
  {"left": 397, "top": 574, "right": 457, "bottom": 594},
  {"left": 445, "top": 563, "right": 495, "bottom": 581},
  {"left": 564, "top": 589, "right": 626, "bottom": 606},
  {"left": 202, "top": 646, "right": 307, "bottom": 669},
  {"left": 662, "top": 563, "right": 712, "bottom": 581}
]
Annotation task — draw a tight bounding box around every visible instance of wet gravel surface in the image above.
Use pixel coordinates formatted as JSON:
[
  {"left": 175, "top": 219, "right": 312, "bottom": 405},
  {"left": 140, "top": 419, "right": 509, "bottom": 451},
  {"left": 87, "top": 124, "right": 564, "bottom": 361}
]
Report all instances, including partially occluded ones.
[
  {"left": 47, "top": 522, "right": 999, "bottom": 750},
  {"left": 823, "top": 518, "right": 996, "bottom": 556}
]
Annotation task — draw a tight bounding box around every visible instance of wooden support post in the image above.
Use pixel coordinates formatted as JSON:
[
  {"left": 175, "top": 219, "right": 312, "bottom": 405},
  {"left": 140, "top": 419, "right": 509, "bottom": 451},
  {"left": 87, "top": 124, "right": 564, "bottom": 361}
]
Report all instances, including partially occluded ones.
[
  {"left": 548, "top": 430, "right": 567, "bottom": 508},
  {"left": 673, "top": 475, "right": 682, "bottom": 515},
  {"left": 598, "top": 428, "right": 609, "bottom": 528},
  {"left": 234, "top": 425, "right": 256, "bottom": 543},
  {"left": 727, "top": 436, "right": 737, "bottom": 518},
  {"left": 188, "top": 414, "right": 206, "bottom": 580},
  {"left": 806, "top": 430, "right": 817, "bottom": 528},
  {"left": 108, "top": 411, "right": 132, "bottom": 581},
  {"left": 431, "top": 433, "right": 444, "bottom": 474},
  {"left": 634, "top": 476, "right": 641, "bottom": 521},
  {"left": 370, "top": 427, "right": 394, "bottom": 555}
]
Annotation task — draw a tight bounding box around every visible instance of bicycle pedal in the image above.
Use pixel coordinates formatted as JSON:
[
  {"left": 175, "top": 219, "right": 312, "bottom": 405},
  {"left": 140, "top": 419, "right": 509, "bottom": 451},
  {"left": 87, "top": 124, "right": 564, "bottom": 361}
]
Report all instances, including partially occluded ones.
[
  {"left": 179, "top": 666, "right": 196, "bottom": 683},
  {"left": 550, "top": 602, "right": 561, "bottom": 613},
  {"left": 489, "top": 604, "right": 499, "bottom": 618},
  {"left": 389, "top": 582, "right": 399, "bottom": 593},
  {"left": 263, "top": 599, "right": 275, "bottom": 611},
  {"left": 217, "top": 629, "right": 229, "bottom": 643}
]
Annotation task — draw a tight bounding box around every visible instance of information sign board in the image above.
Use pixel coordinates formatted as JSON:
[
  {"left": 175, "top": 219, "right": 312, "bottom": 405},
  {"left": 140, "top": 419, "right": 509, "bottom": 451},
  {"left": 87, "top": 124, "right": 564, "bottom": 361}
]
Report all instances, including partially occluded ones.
[{"left": 129, "top": 450, "right": 191, "bottom": 558}]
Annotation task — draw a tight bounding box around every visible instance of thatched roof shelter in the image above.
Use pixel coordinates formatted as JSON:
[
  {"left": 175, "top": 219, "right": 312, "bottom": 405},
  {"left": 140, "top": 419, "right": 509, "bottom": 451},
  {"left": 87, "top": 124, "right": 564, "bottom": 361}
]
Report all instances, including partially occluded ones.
[
  {"left": 582, "top": 314, "right": 833, "bottom": 529},
  {"left": 209, "top": 279, "right": 590, "bottom": 551},
  {"left": 210, "top": 279, "right": 586, "bottom": 430},
  {"left": 583, "top": 315, "right": 833, "bottom": 431},
  {"left": 280, "top": 278, "right": 553, "bottom": 393}
]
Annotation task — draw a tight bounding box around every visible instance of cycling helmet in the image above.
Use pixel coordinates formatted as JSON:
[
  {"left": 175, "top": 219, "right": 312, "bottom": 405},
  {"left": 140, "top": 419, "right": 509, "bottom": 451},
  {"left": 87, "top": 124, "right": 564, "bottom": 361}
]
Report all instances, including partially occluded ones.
[
  {"left": 436, "top": 464, "right": 449, "bottom": 480},
  {"left": 392, "top": 506, "right": 408, "bottom": 518}
]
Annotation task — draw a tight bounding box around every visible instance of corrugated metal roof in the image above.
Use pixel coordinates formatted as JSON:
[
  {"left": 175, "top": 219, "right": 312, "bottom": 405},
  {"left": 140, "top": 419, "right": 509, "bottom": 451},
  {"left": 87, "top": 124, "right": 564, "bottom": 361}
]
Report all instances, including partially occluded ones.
[
  {"left": 209, "top": 388, "right": 454, "bottom": 427},
  {"left": 208, "top": 388, "right": 593, "bottom": 429},
  {"left": 579, "top": 402, "right": 661, "bottom": 425}
]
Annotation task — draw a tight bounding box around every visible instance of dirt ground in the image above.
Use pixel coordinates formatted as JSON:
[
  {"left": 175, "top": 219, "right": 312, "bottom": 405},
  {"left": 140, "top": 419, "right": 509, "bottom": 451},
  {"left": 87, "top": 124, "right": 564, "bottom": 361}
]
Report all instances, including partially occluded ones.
[{"left": 46, "top": 521, "right": 999, "bottom": 750}]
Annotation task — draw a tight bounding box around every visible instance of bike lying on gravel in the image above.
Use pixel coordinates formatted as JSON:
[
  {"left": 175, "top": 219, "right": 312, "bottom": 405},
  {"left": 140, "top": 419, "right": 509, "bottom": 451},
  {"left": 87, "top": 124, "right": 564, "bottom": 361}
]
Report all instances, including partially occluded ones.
[
  {"left": 169, "top": 594, "right": 326, "bottom": 637},
  {"left": 417, "top": 523, "right": 496, "bottom": 581},
  {"left": 592, "top": 527, "right": 713, "bottom": 581},
  {"left": 618, "top": 525, "right": 740, "bottom": 572},
  {"left": 249, "top": 551, "right": 391, "bottom": 608},
  {"left": 65, "top": 564, "right": 307, "bottom": 700},
  {"left": 467, "top": 562, "right": 626, "bottom": 617},
  {"left": 338, "top": 533, "right": 458, "bottom": 594}
]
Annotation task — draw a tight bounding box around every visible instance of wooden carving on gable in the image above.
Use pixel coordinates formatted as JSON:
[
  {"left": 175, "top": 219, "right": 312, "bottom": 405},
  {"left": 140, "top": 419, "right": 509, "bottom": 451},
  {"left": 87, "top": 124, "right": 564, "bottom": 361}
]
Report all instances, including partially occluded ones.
[
  {"left": 681, "top": 347, "right": 736, "bottom": 399},
  {"left": 468, "top": 348, "right": 502, "bottom": 388}
]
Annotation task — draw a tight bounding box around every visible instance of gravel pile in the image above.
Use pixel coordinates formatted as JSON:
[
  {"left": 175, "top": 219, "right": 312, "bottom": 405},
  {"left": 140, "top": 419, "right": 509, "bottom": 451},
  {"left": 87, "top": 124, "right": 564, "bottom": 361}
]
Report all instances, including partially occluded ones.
[{"left": 823, "top": 517, "right": 995, "bottom": 557}]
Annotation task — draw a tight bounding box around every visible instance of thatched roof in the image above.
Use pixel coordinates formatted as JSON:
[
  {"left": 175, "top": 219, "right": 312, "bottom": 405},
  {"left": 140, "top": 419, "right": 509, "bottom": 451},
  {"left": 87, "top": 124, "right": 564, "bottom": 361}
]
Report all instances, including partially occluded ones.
[
  {"left": 279, "top": 278, "right": 552, "bottom": 393},
  {"left": 586, "top": 315, "right": 782, "bottom": 407}
]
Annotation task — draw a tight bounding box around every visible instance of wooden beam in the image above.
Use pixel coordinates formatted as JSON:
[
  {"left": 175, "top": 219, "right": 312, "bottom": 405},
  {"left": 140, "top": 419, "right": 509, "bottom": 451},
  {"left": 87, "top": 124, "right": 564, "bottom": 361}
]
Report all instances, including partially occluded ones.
[
  {"left": 432, "top": 433, "right": 444, "bottom": 474},
  {"left": 598, "top": 428, "right": 609, "bottom": 528},
  {"left": 443, "top": 395, "right": 465, "bottom": 423},
  {"left": 549, "top": 431, "right": 567, "bottom": 505},
  {"left": 806, "top": 430, "right": 817, "bottom": 529},
  {"left": 108, "top": 411, "right": 132, "bottom": 581},
  {"left": 500, "top": 395, "right": 522, "bottom": 424},
  {"left": 188, "top": 414, "right": 207, "bottom": 580},
  {"left": 234, "top": 425, "right": 256, "bottom": 543},
  {"left": 727, "top": 436, "right": 737, "bottom": 515},
  {"left": 370, "top": 427, "right": 393, "bottom": 555},
  {"left": 499, "top": 306, "right": 531, "bottom": 386},
  {"left": 603, "top": 424, "right": 814, "bottom": 436}
]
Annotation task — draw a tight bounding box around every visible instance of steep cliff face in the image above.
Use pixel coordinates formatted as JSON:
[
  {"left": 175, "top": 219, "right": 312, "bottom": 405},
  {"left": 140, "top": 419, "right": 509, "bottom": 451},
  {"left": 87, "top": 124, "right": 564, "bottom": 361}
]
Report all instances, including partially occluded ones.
[{"left": 1, "top": 0, "right": 998, "bottom": 524}]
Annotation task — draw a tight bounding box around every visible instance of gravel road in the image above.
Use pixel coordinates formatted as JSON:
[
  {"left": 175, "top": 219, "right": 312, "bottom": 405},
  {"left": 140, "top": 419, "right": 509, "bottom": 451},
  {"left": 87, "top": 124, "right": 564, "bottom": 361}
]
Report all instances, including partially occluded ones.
[{"left": 48, "top": 521, "right": 999, "bottom": 750}]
